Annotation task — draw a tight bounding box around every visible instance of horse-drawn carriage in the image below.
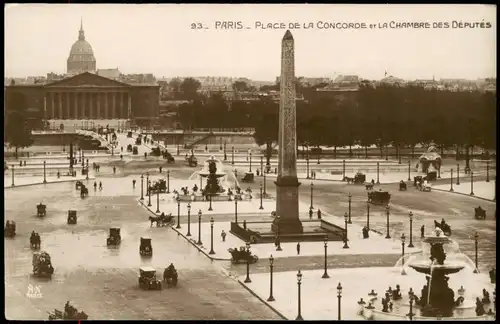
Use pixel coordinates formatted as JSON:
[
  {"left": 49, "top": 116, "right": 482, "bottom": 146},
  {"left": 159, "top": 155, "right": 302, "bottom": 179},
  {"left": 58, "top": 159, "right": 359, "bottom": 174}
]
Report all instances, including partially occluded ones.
[
  {"left": 149, "top": 179, "right": 167, "bottom": 194},
  {"left": 135, "top": 136, "right": 142, "bottom": 145},
  {"left": 48, "top": 301, "right": 88, "bottom": 320},
  {"left": 138, "top": 267, "right": 162, "bottom": 290},
  {"left": 346, "top": 172, "right": 366, "bottom": 185},
  {"left": 4, "top": 220, "right": 16, "bottom": 238},
  {"left": 163, "top": 263, "right": 178, "bottom": 288},
  {"left": 149, "top": 213, "right": 174, "bottom": 227},
  {"left": 140, "top": 237, "right": 153, "bottom": 256},
  {"left": 434, "top": 220, "right": 452, "bottom": 236},
  {"left": 132, "top": 146, "right": 139, "bottom": 155},
  {"left": 426, "top": 171, "right": 437, "bottom": 182},
  {"left": 241, "top": 172, "right": 255, "bottom": 183},
  {"left": 368, "top": 190, "right": 391, "bottom": 205},
  {"left": 414, "top": 176, "right": 431, "bottom": 192},
  {"left": 80, "top": 185, "right": 89, "bottom": 198},
  {"left": 106, "top": 228, "right": 121, "bottom": 246},
  {"left": 67, "top": 210, "right": 77, "bottom": 225},
  {"left": 33, "top": 251, "right": 54, "bottom": 278},
  {"left": 75, "top": 181, "right": 84, "bottom": 190},
  {"left": 474, "top": 207, "right": 486, "bottom": 220},
  {"left": 399, "top": 181, "right": 407, "bottom": 191},
  {"left": 186, "top": 155, "right": 198, "bottom": 167},
  {"left": 30, "top": 231, "right": 41, "bottom": 249},
  {"left": 228, "top": 246, "right": 259, "bottom": 264},
  {"left": 163, "top": 151, "right": 175, "bottom": 163},
  {"left": 37, "top": 203, "right": 47, "bottom": 217}
]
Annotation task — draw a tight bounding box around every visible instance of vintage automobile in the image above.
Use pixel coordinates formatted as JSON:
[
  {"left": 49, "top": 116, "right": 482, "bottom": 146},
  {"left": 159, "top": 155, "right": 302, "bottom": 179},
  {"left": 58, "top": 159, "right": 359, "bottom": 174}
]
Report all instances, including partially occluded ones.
[
  {"left": 187, "top": 155, "right": 198, "bottom": 167},
  {"left": 149, "top": 179, "right": 167, "bottom": 194},
  {"left": 67, "top": 210, "right": 77, "bottom": 225},
  {"left": 127, "top": 131, "right": 133, "bottom": 138},
  {"left": 367, "top": 190, "right": 391, "bottom": 205},
  {"left": 75, "top": 181, "right": 84, "bottom": 190},
  {"left": 79, "top": 185, "right": 89, "bottom": 199},
  {"left": 349, "top": 172, "right": 366, "bottom": 184},
  {"left": 413, "top": 176, "right": 424, "bottom": 187},
  {"left": 135, "top": 136, "right": 142, "bottom": 145},
  {"left": 30, "top": 231, "right": 41, "bottom": 249},
  {"left": 419, "top": 181, "right": 432, "bottom": 192},
  {"left": 163, "top": 264, "right": 178, "bottom": 287},
  {"left": 106, "top": 228, "right": 121, "bottom": 246},
  {"left": 474, "top": 207, "right": 486, "bottom": 220},
  {"left": 399, "top": 181, "right": 407, "bottom": 191},
  {"left": 48, "top": 301, "right": 88, "bottom": 320},
  {"left": 138, "top": 267, "right": 162, "bottom": 290},
  {"left": 163, "top": 151, "right": 175, "bottom": 163},
  {"left": 127, "top": 144, "right": 133, "bottom": 152},
  {"left": 4, "top": 220, "right": 16, "bottom": 238},
  {"left": 33, "top": 251, "right": 54, "bottom": 278},
  {"left": 228, "top": 246, "right": 259, "bottom": 264},
  {"left": 434, "top": 220, "right": 452, "bottom": 236},
  {"left": 37, "top": 203, "right": 47, "bottom": 217},
  {"left": 140, "top": 237, "right": 153, "bottom": 257},
  {"left": 132, "top": 146, "right": 139, "bottom": 155},
  {"left": 241, "top": 172, "right": 255, "bottom": 183},
  {"left": 426, "top": 171, "right": 438, "bottom": 182}
]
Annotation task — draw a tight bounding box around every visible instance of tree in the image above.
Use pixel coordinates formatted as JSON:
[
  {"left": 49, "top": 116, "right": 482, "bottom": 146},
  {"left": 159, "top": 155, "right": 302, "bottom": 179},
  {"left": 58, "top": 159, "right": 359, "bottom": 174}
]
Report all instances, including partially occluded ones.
[
  {"left": 168, "top": 78, "right": 182, "bottom": 99},
  {"left": 180, "top": 77, "right": 201, "bottom": 100},
  {"left": 232, "top": 81, "right": 249, "bottom": 93},
  {"left": 252, "top": 100, "right": 279, "bottom": 168},
  {"left": 5, "top": 92, "right": 34, "bottom": 158}
]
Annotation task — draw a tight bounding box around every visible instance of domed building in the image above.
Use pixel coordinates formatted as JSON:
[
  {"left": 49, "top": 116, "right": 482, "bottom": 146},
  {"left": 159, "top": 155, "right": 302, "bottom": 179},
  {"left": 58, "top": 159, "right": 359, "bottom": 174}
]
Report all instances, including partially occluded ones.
[{"left": 67, "top": 20, "right": 96, "bottom": 75}]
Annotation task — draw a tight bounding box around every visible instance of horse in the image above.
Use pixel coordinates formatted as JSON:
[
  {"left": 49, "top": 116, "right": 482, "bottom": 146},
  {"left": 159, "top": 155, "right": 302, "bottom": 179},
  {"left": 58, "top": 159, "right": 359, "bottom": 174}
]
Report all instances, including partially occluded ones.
[
  {"left": 345, "top": 177, "right": 354, "bottom": 184},
  {"left": 80, "top": 187, "right": 89, "bottom": 198},
  {"left": 366, "top": 183, "right": 374, "bottom": 190},
  {"left": 163, "top": 266, "right": 178, "bottom": 287}
]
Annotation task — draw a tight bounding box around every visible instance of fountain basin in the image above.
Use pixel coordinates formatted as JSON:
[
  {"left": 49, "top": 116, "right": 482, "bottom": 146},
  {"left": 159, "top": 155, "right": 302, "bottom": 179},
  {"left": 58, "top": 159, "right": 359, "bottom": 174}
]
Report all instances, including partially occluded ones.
[{"left": 409, "top": 261, "right": 465, "bottom": 275}]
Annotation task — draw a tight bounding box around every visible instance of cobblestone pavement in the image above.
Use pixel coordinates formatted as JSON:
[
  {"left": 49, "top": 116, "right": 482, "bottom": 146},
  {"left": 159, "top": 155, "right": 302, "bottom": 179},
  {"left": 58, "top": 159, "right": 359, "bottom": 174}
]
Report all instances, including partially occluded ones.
[{"left": 4, "top": 175, "right": 281, "bottom": 320}]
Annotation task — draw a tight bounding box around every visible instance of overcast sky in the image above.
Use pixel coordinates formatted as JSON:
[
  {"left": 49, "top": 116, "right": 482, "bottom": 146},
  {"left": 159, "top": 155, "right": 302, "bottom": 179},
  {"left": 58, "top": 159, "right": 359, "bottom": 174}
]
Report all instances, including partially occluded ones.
[{"left": 4, "top": 4, "right": 496, "bottom": 81}]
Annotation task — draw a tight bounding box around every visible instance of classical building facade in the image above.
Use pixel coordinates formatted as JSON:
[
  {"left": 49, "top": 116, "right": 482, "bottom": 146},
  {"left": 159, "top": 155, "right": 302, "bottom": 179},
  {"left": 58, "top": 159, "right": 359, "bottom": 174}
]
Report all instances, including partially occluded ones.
[
  {"left": 67, "top": 20, "right": 96, "bottom": 75},
  {"left": 5, "top": 72, "right": 160, "bottom": 128}
]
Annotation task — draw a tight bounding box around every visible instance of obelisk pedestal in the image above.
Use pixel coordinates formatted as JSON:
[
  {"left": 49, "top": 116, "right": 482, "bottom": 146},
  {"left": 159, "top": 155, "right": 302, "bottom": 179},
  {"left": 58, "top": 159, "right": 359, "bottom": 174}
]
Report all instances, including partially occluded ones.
[{"left": 271, "top": 30, "right": 303, "bottom": 234}]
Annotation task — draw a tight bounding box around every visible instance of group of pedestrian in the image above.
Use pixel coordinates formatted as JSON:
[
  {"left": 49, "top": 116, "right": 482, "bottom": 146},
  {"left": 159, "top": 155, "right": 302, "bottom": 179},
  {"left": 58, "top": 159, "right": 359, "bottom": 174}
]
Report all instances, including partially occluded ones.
[{"left": 93, "top": 181, "right": 103, "bottom": 191}]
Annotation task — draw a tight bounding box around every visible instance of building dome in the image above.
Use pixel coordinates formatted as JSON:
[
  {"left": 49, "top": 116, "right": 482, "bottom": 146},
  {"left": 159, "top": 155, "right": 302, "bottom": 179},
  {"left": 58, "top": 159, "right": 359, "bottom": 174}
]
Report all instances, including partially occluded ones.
[{"left": 67, "top": 19, "right": 96, "bottom": 74}]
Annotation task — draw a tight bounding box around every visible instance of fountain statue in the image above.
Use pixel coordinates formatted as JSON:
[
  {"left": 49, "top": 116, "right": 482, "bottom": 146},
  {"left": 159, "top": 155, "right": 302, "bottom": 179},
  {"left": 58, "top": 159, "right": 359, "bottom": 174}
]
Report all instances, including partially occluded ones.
[
  {"left": 409, "top": 228, "right": 464, "bottom": 317},
  {"left": 204, "top": 159, "right": 224, "bottom": 195}
]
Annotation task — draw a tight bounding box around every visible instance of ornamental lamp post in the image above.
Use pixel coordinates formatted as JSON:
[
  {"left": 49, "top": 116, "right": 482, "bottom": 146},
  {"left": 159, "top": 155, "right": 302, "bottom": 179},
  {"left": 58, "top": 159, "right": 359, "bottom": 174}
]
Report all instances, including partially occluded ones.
[
  {"left": 450, "top": 169, "right": 454, "bottom": 192},
  {"left": 343, "top": 213, "right": 349, "bottom": 249},
  {"left": 209, "top": 216, "right": 215, "bottom": 254},
  {"left": 398, "top": 145, "right": 402, "bottom": 164},
  {"left": 470, "top": 171, "right": 474, "bottom": 196},
  {"left": 401, "top": 233, "right": 407, "bottom": 275},
  {"left": 167, "top": 170, "right": 170, "bottom": 193},
  {"left": 366, "top": 200, "right": 370, "bottom": 230},
  {"left": 385, "top": 205, "right": 391, "bottom": 239},
  {"left": 231, "top": 146, "right": 235, "bottom": 165},
  {"left": 11, "top": 165, "right": 15, "bottom": 186},
  {"left": 276, "top": 215, "right": 282, "bottom": 251},
  {"left": 322, "top": 236, "right": 330, "bottom": 278},
  {"left": 342, "top": 159, "right": 346, "bottom": 181},
  {"left": 208, "top": 193, "right": 213, "bottom": 211},
  {"left": 223, "top": 141, "right": 227, "bottom": 161},
  {"left": 408, "top": 160, "right": 411, "bottom": 181},
  {"left": 86, "top": 159, "right": 89, "bottom": 180},
  {"left": 43, "top": 161, "right": 47, "bottom": 184},
  {"left": 234, "top": 198, "right": 238, "bottom": 224},
  {"left": 147, "top": 180, "right": 152, "bottom": 207},
  {"left": 263, "top": 171, "right": 267, "bottom": 196},
  {"left": 259, "top": 182, "right": 264, "bottom": 210},
  {"left": 457, "top": 164, "right": 460, "bottom": 185},
  {"left": 473, "top": 232, "right": 479, "bottom": 273},
  {"left": 197, "top": 210, "right": 203, "bottom": 245},
  {"left": 140, "top": 174, "right": 144, "bottom": 200},
  {"left": 186, "top": 203, "right": 192, "bottom": 237},
  {"left": 407, "top": 293, "right": 415, "bottom": 320},
  {"left": 156, "top": 189, "right": 160, "bottom": 213},
  {"left": 244, "top": 242, "right": 252, "bottom": 283},
  {"left": 267, "top": 255, "right": 275, "bottom": 302},
  {"left": 486, "top": 161, "right": 490, "bottom": 182},
  {"left": 337, "top": 282, "right": 343, "bottom": 321},
  {"left": 176, "top": 197, "right": 181, "bottom": 229},
  {"left": 146, "top": 173, "right": 150, "bottom": 196},
  {"left": 296, "top": 270, "right": 303, "bottom": 321},
  {"left": 306, "top": 146, "right": 310, "bottom": 179},
  {"left": 408, "top": 211, "right": 415, "bottom": 248},
  {"left": 348, "top": 193, "right": 352, "bottom": 224},
  {"left": 310, "top": 183, "right": 314, "bottom": 210},
  {"left": 260, "top": 156, "right": 264, "bottom": 176},
  {"left": 249, "top": 152, "right": 252, "bottom": 172},
  {"left": 377, "top": 162, "right": 380, "bottom": 184}
]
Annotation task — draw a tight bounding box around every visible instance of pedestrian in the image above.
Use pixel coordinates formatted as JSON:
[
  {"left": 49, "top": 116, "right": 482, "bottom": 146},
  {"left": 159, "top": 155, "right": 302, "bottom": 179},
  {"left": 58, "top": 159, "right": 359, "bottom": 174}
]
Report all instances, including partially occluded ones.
[
  {"left": 120, "top": 154, "right": 123, "bottom": 160},
  {"left": 296, "top": 242, "right": 301, "bottom": 255},
  {"left": 19, "top": 161, "right": 22, "bottom": 167},
  {"left": 93, "top": 182, "right": 97, "bottom": 190},
  {"left": 57, "top": 171, "right": 60, "bottom": 179},
  {"left": 144, "top": 152, "right": 147, "bottom": 159},
  {"left": 24, "top": 160, "right": 27, "bottom": 166},
  {"left": 99, "top": 182, "right": 103, "bottom": 190},
  {"left": 317, "top": 209, "right": 322, "bottom": 219},
  {"left": 121, "top": 146, "right": 123, "bottom": 152},
  {"left": 309, "top": 208, "right": 313, "bottom": 220},
  {"left": 113, "top": 166, "right": 116, "bottom": 174},
  {"left": 132, "top": 179, "right": 136, "bottom": 188},
  {"left": 421, "top": 225, "right": 425, "bottom": 238},
  {"left": 221, "top": 230, "right": 226, "bottom": 242},
  {"left": 159, "top": 166, "right": 162, "bottom": 173}
]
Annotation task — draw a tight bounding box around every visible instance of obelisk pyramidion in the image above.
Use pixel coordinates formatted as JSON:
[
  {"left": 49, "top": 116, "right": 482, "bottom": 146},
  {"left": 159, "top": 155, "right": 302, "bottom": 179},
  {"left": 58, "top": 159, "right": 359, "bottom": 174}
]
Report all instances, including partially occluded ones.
[{"left": 272, "top": 30, "right": 303, "bottom": 234}]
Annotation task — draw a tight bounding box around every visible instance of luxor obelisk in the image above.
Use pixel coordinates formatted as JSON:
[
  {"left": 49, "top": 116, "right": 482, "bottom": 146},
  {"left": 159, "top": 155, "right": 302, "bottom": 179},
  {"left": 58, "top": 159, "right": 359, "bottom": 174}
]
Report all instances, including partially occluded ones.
[{"left": 272, "top": 30, "right": 303, "bottom": 234}]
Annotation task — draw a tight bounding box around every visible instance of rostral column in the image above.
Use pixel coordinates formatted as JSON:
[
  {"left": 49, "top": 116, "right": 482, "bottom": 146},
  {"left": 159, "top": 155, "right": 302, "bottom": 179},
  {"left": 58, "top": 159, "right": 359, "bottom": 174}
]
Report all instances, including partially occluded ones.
[{"left": 272, "top": 30, "right": 303, "bottom": 234}]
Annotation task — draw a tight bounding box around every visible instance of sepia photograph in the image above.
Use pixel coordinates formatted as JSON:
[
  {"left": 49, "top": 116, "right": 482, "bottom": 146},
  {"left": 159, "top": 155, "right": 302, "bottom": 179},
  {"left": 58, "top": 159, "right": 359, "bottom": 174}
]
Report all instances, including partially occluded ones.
[{"left": 4, "top": 3, "right": 496, "bottom": 320}]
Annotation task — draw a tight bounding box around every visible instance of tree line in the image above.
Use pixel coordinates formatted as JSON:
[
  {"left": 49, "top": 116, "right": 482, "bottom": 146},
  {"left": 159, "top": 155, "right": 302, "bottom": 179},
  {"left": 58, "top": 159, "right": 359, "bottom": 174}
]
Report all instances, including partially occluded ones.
[{"left": 172, "top": 84, "right": 495, "bottom": 164}]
